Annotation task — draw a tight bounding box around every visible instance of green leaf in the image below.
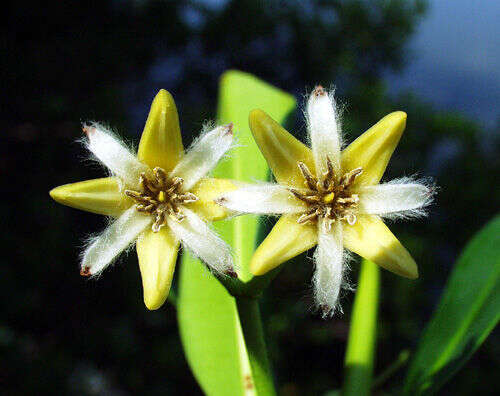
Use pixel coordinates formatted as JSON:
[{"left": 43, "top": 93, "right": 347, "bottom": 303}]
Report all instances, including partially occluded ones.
[
  {"left": 404, "top": 214, "right": 500, "bottom": 395},
  {"left": 177, "top": 70, "right": 296, "bottom": 396}
]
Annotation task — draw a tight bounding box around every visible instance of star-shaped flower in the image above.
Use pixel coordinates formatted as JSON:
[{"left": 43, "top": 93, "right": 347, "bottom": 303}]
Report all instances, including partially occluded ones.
[
  {"left": 50, "top": 90, "right": 235, "bottom": 310},
  {"left": 217, "top": 86, "right": 433, "bottom": 316}
]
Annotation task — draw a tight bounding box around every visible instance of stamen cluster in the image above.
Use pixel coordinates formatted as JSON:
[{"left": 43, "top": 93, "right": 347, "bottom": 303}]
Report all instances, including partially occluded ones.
[
  {"left": 125, "top": 167, "right": 198, "bottom": 232},
  {"left": 290, "top": 158, "right": 363, "bottom": 231}
]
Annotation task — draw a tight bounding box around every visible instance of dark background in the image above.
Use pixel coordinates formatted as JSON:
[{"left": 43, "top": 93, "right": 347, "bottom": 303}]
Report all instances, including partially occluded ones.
[{"left": 1, "top": 1, "right": 498, "bottom": 395}]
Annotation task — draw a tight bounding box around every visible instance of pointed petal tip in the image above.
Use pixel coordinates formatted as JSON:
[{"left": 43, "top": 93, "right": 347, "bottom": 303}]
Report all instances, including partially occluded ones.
[
  {"left": 377, "top": 251, "right": 418, "bottom": 279},
  {"left": 248, "top": 109, "right": 281, "bottom": 140},
  {"left": 144, "top": 293, "right": 168, "bottom": 311},
  {"left": 343, "top": 216, "right": 420, "bottom": 280},
  {"left": 137, "top": 229, "right": 178, "bottom": 311},
  {"left": 387, "top": 111, "right": 407, "bottom": 128},
  {"left": 249, "top": 258, "right": 268, "bottom": 277},
  {"left": 138, "top": 88, "right": 183, "bottom": 171},
  {"left": 154, "top": 88, "right": 173, "bottom": 101},
  {"left": 373, "top": 255, "right": 418, "bottom": 280},
  {"left": 248, "top": 108, "right": 269, "bottom": 125},
  {"left": 394, "top": 265, "right": 418, "bottom": 280},
  {"left": 49, "top": 185, "right": 68, "bottom": 204},
  {"left": 150, "top": 89, "right": 177, "bottom": 114},
  {"left": 49, "top": 178, "right": 132, "bottom": 217},
  {"left": 404, "top": 263, "right": 419, "bottom": 280},
  {"left": 384, "top": 250, "right": 419, "bottom": 279},
  {"left": 341, "top": 111, "right": 408, "bottom": 185}
]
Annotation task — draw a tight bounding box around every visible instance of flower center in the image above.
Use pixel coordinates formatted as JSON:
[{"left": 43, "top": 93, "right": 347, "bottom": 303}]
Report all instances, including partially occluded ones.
[
  {"left": 290, "top": 158, "right": 363, "bottom": 231},
  {"left": 125, "top": 167, "right": 198, "bottom": 232}
]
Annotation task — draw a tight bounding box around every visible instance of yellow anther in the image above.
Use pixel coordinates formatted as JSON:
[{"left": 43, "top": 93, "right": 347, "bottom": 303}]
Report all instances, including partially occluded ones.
[
  {"left": 323, "top": 192, "right": 335, "bottom": 204},
  {"left": 158, "top": 191, "right": 166, "bottom": 202}
]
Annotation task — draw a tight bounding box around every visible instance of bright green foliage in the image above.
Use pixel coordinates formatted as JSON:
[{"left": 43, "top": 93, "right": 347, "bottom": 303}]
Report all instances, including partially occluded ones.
[
  {"left": 177, "top": 258, "right": 245, "bottom": 395},
  {"left": 404, "top": 214, "right": 500, "bottom": 395},
  {"left": 342, "top": 260, "right": 380, "bottom": 396},
  {"left": 177, "top": 71, "right": 296, "bottom": 395}
]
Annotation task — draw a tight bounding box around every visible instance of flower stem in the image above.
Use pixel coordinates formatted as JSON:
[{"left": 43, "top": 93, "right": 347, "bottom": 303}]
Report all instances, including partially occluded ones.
[
  {"left": 236, "top": 297, "right": 276, "bottom": 395},
  {"left": 342, "top": 259, "right": 380, "bottom": 396}
]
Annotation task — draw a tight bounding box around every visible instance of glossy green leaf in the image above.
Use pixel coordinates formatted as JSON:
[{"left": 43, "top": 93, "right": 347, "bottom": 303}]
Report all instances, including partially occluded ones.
[
  {"left": 404, "top": 214, "right": 500, "bottom": 395},
  {"left": 177, "top": 70, "right": 296, "bottom": 395}
]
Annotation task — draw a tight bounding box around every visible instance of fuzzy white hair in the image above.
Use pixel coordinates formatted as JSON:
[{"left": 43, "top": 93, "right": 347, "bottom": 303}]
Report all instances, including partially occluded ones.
[
  {"left": 82, "top": 122, "right": 149, "bottom": 190},
  {"left": 171, "top": 123, "right": 234, "bottom": 191},
  {"left": 305, "top": 86, "right": 343, "bottom": 177},
  {"left": 216, "top": 182, "right": 307, "bottom": 215},
  {"left": 356, "top": 177, "right": 435, "bottom": 220},
  {"left": 167, "top": 208, "right": 235, "bottom": 274},
  {"left": 80, "top": 207, "right": 151, "bottom": 277},
  {"left": 312, "top": 220, "right": 351, "bottom": 317}
]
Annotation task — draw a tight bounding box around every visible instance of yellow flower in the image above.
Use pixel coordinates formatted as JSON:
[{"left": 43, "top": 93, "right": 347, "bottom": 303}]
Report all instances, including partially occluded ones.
[
  {"left": 217, "top": 86, "right": 433, "bottom": 315},
  {"left": 50, "top": 90, "right": 236, "bottom": 310}
]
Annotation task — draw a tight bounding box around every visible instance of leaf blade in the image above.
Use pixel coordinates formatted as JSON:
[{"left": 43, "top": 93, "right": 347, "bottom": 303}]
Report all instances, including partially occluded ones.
[
  {"left": 177, "top": 70, "right": 296, "bottom": 395},
  {"left": 178, "top": 256, "right": 244, "bottom": 396},
  {"left": 404, "top": 214, "right": 500, "bottom": 395}
]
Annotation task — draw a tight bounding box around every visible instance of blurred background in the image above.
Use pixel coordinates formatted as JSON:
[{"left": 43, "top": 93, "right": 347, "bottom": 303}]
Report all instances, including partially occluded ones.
[{"left": 1, "top": 0, "right": 499, "bottom": 394}]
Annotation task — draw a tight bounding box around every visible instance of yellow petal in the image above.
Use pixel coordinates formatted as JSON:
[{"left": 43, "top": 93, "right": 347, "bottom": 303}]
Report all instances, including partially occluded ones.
[
  {"left": 341, "top": 111, "right": 407, "bottom": 186},
  {"left": 343, "top": 215, "right": 418, "bottom": 279},
  {"left": 249, "top": 109, "right": 315, "bottom": 187},
  {"left": 49, "top": 177, "right": 131, "bottom": 217},
  {"left": 136, "top": 227, "right": 180, "bottom": 310},
  {"left": 250, "top": 214, "right": 318, "bottom": 276},
  {"left": 188, "top": 178, "right": 236, "bottom": 222},
  {"left": 138, "top": 89, "right": 184, "bottom": 172}
]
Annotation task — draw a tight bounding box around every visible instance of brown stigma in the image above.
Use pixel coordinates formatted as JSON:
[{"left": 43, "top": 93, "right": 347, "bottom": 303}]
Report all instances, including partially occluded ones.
[
  {"left": 125, "top": 167, "right": 198, "bottom": 232},
  {"left": 290, "top": 158, "right": 362, "bottom": 230}
]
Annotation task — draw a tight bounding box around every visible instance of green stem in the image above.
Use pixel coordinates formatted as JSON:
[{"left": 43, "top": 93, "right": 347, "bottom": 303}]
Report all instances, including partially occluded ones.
[
  {"left": 236, "top": 297, "right": 276, "bottom": 396},
  {"left": 342, "top": 259, "right": 380, "bottom": 396}
]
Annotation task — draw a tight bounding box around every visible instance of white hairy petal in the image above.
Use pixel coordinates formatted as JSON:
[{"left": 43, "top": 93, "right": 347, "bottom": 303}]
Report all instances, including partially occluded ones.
[
  {"left": 306, "top": 87, "right": 342, "bottom": 176},
  {"left": 357, "top": 178, "right": 433, "bottom": 219},
  {"left": 171, "top": 124, "right": 233, "bottom": 191},
  {"left": 167, "top": 208, "right": 234, "bottom": 274},
  {"left": 84, "top": 123, "right": 150, "bottom": 189},
  {"left": 216, "top": 183, "right": 307, "bottom": 214},
  {"left": 81, "top": 207, "right": 151, "bottom": 276},
  {"left": 312, "top": 220, "right": 346, "bottom": 317}
]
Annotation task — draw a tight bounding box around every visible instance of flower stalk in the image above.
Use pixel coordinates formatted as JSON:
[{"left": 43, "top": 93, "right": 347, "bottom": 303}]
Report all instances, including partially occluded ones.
[
  {"left": 236, "top": 297, "right": 276, "bottom": 395},
  {"left": 342, "top": 259, "right": 380, "bottom": 396}
]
